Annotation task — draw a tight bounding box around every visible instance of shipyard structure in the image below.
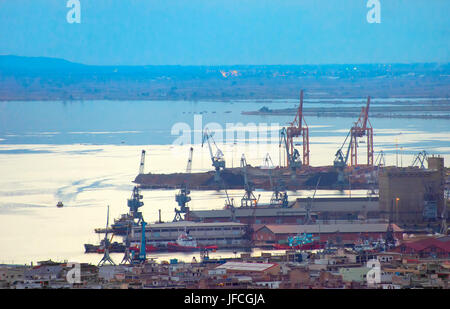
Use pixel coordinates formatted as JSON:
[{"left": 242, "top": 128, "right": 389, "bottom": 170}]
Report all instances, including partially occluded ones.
[
  {"left": 85, "top": 91, "right": 449, "bottom": 266},
  {"left": 379, "top": 156, "right": 446, "bottom": 225}
]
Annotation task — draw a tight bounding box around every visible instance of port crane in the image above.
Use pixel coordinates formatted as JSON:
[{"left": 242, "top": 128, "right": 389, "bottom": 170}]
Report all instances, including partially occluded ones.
[
  {"left": 282, "top": 90, "right": 310, "bottom": 167},
  {"left": 264, "top": 154, "right": 288, "bottom": 207},
  {"left": 349, "top": 96, "right": 374, "bottom": 166},
  {"left": 411, "top": 150, "right": 428, "bottom": 168},
  {"left": 374, "top": 150, "right": 386, "bottom": 167},
  {"left": 120, "top": 223, "right": 133, "bottom": 265},
  {"left": 240, "top": 154, "right": 259, "bottom": 207},
  {"left": 333, "top": 130, "right": 352, "bottom": 185},
  {"left": 174, "top": 147, "right": 194, "bottom": 222},
  {"left": 128, "top": 186, "right": 144, "bottom": 224},
  {"left": 129, "top": 220, "right": 148, "bottom": 264},
  {"left": 304, "top": 176, "right": 320, "bottom": 224},
  {"left": 98, "top": 205, "right": 116, "bottom": 266},
  {"left": 223, "top": 183, "right": 237, "bottom": 222},
  {"left": 269, "top": 178, "right": 288, "bottom": 208},
  {"left": 137, "top": 220, "right": 147, "bottom": 263},
  {"left": 138, "top": 150, "right": 146, "bottom": 175},
  {"left": 202, "top": 129, "right": 225, "bottom": 182},
  {"left": 262, "top": 153, "right": 275, "bottom": 169},
  {"left": 280, "top": 127, "right": 302, "bottom": 177}
]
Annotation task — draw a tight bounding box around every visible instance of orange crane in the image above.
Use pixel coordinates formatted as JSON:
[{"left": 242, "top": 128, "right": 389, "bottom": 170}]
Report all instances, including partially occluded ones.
[
  {"left": 285, "top": 90, "right": 310, "bottom": 167},
  {"left": 349, "top": 96, "right": 373, "bottom": 166}
]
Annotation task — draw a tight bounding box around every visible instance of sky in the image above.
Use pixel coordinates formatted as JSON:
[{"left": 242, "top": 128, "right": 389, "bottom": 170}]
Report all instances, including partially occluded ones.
[{"left": 0, "top": 0, "right": 448, "bottom": 66}]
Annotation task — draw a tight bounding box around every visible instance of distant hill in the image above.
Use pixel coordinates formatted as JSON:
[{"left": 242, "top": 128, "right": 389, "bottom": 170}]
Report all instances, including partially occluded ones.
[
  {"left": 0, "top": 55, "right": 86, "bottom": 73},
  {"left": 0, "top": 55, "right": 449, "bottom": 101},
  {"left": 1, "top": 55, "right": 449, "bottom": 78}
]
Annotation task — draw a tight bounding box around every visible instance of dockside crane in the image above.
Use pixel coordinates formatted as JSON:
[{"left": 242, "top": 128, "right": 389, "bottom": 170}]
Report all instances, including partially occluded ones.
[
  {"left": 240, "top": 154, "right": 259, "bottom": 207},
  {"left": 265, "top": 154, "right": 288, "bottom": 207},
  {"left": 283, "top": 90, "right": 310, "bottom": 167},
  {"left": 375, "top": 150, "right": 386, "bottom": 168},
  {"left": 411, "top": 150, "right": 428, "bottom": 168},
  {"left": 280, "top": 127, "right": 302, "bottom": 178},
  {"left": 269, "top": 178, "right": 288, "bottom": 208},
  {"left": 262, "top": 153, "right": 275, "bottom": 169},
  {"left": 222, "top": 182, "right": 237, "bottom": 222},
  {"left": 333, "top": 130, "right": 352, "bottom": 185},
  {"left": 304, "top": 176, "right": 321, "bottom": 224},
  {"left": 202, "top": 129, "right": 226, "bottom": 182},
  {"left": 349, "top": 96, "right": 374, "bottom": 166},
  {"left": 137, "top": 220, "right": 147, "bottom": 263},
  {"left": 138, "top": 150, "right": 146, "bottom": 175},
  {"left": 129, "top": 220, "right": 148, "bottom": 264},
  {"left": 98, "top": 205, "right": 116, "bottom": 266},
  {"left": 128, "top": 186, "right": 144, "bottom": 224},
  {"left": 173, "top": 147, "right": 194, "bottom": 222}
]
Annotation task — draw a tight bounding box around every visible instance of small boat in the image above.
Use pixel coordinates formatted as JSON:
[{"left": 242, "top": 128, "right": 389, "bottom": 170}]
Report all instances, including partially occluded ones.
[
  {"left": 56, "top": 201, "right": 64, "bottom": 208},
  {"left": 167, "top": 232, "right": 199, "bottom": 252}
]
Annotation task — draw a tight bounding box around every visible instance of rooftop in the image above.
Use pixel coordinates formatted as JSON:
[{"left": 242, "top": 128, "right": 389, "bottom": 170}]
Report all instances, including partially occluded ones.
[
  {"left": 188, "top": 207, "right": 310, "bottom": 219},
  {"left": 256, "top": 223, "right": 403, "bottom": 234},
  {"left": 216, "top": 262, "right": 278, "bottom": 272}
]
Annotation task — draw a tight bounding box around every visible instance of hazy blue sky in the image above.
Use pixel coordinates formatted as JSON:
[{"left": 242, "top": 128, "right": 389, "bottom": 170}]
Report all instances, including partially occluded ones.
[{"left": 0, "top": 0, "right": 448, "bottom": 65}]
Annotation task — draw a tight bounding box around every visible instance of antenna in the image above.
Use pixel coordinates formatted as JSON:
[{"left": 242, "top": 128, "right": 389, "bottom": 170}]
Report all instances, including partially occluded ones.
[{"left": 139, "top": 150, "right": 146, "bottom": 175}]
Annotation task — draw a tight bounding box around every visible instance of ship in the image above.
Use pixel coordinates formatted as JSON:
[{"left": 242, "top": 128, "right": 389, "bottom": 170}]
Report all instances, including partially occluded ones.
[
  {"left": 167, "top": 231, "right": 200, "bottom": 252},
  {"left": 84, "top": 239, "right": 126, "bottom": 253},
  {"left": 94, "top": 186, "right": 145, "bottom": 236},
  {"left": 129, "top": 244, "right": 164, "bottom": 253},
  {"left": 167, "top": 231, "right": 219, "bottom": 252}
]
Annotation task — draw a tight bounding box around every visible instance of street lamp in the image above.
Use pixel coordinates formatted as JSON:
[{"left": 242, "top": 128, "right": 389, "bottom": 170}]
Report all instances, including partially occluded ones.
[{"left": 395, "top": 197, "right": 400, "bottom": 223}]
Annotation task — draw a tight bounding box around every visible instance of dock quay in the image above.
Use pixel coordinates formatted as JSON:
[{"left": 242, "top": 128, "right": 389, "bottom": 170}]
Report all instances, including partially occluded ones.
[{"left": 129, "top": 221, "right": 251, "bottom": 249}]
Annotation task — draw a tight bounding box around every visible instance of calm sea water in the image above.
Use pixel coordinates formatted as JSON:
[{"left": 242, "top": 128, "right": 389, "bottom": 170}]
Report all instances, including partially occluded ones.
[{"left": 0, "top": 99, "right": 449, "bottom": 264}]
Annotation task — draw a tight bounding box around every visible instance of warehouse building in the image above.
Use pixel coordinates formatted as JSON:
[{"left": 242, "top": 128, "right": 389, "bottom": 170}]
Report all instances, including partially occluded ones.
[
  {"left": 253, "top": 223, "right": 403, "bottom": 244},
  {"left": 130, "top": 221, "right": 250, "bottom": 249},
  {"left": 292, "top": 197, "right": 380, "bottom": 222},
  {"left": 378, "top": 156, "right": 445, "bottom": 224}
]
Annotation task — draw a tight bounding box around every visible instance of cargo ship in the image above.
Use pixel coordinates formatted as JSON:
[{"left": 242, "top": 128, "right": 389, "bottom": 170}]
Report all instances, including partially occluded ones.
[{"left": 84, "top": 239, "right": 126, "bottom": 253}]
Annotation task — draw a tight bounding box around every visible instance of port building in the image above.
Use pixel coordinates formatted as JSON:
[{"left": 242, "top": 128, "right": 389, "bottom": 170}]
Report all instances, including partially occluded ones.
[
  {"left": 378, "top": 156, "right": 445, "bottom": 224},
  {"left": 253, "top": 223, "right": 403, "bottom": 244},
  {"left": 130, "top": 221, "right": 249, "bottom": 249},
  {"left": 185, "top": 207, "right": 315, "bottom": 225},
  {"left": 292, "top": 197, "right": 380, "bottom": 222}
]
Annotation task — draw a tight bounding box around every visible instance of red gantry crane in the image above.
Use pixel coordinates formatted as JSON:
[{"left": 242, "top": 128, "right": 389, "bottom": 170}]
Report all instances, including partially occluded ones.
[
  {"left": 350, "top": 96, "right": 373, "bottom": 167},
  {"left": 285, "top": 90, "right": 310, "bottom": 167}
]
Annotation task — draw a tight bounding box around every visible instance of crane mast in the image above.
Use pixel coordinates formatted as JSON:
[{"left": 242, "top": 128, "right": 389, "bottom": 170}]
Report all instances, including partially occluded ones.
[
  {"left": 280, "top": 127, "right": 302, "bottom": 177},
  {"left": 284, "top": 90, "right": 310, "bottom": 167},
  {"left": 186, "top": 147, "right": 194, "bottom": 173},
  {"left": 240, "top": 154, "right": 258, "bottom": 207},
  {"left": 138, "top": 150, "right": 146, "bottom": 175},
  {"left": 174, "top": 147, "right": 193, "bottom": 222},
  {"left": 350, "top": 96, "right": 374, "bottom": 166},
  {"left": 98, "top": 205, "right": 115, "bottom": 266},
  {"left": 202, "top": 129, "right": 225, "bottom": 182},
  {"left": 411, "top": 150, "right": 428, "bottom": 169}
]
